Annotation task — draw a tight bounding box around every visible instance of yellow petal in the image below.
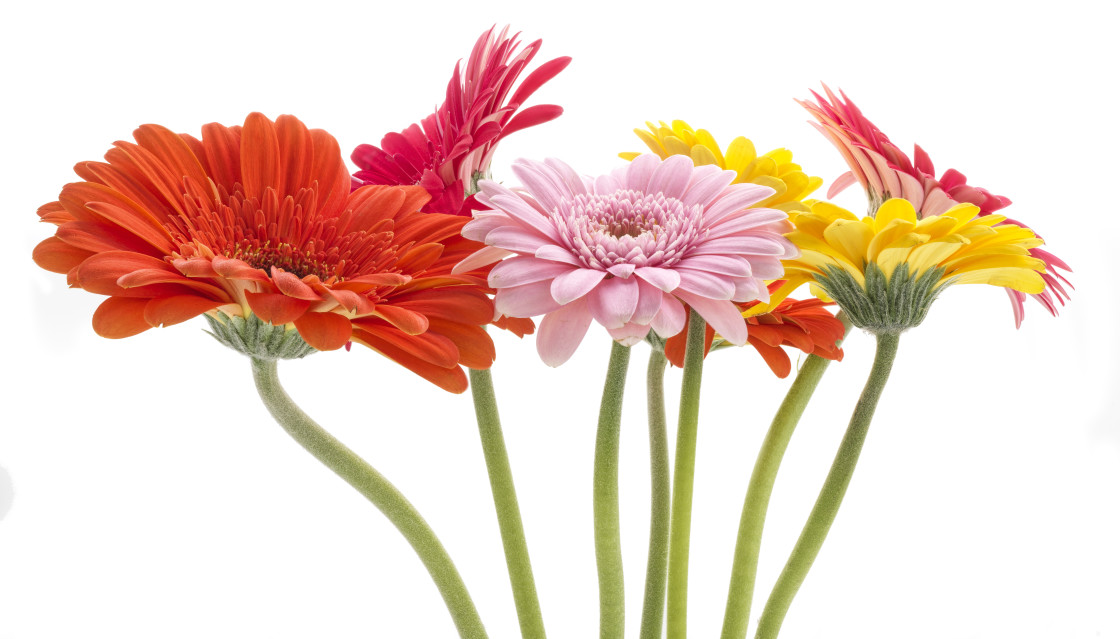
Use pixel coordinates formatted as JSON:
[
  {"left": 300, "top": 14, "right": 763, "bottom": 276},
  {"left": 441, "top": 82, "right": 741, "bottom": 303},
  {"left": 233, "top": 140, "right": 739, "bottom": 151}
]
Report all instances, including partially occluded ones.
[
  {"left": 823, "top": 219, "right": 873, "bottom": 267},
  {"left": 690, "top": 144, "right": 720, "bottom": 167},
  {"left": 873, "top": 198, "right": 919, "bottom": 233},
  {"left": 692, "top": 129, "right": 725, "bottom": 166},
  {"left": 634, "top": 129, "right": 667, "bottom": 157},
  {"left": 724, "top": 136, "right": 757, "bottom": 176},
  {"left": 950, "top": 268, "right": 1046, "bottom": 294}
]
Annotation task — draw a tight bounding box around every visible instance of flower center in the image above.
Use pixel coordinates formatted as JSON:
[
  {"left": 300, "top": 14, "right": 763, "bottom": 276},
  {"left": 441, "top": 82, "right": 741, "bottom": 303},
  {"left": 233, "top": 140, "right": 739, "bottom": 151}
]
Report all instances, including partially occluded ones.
[
  {"left": 231, "top": 240, "right": 334, "bottom": 280},
  {"left": 554, "top": 189, "right": 702, "bottom": 270}
]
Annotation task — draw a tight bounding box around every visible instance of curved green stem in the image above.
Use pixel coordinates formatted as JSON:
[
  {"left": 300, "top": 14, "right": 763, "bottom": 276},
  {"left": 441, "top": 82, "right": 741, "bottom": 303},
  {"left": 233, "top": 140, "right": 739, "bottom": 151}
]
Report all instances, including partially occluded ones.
[
  {"left": 753, "top": 332, "right": 901, "bottom": 639},
  {"left": 720, "top": 313, "right": 852, "bottom": 639},
  {"left": 468, "top": 368, "right": 547, "bottom": 639},
  {"left": 594, "top": 340, "right": 632, "bottom": 639},
  {"left": 639, "top": 348, "right": 671, "bottom": 639},
  {"left": 250, "top": 357, "right": 488, "bottom": 639},
  {"left": 666, "top": 309, "right": 708, "bottom": 639}
]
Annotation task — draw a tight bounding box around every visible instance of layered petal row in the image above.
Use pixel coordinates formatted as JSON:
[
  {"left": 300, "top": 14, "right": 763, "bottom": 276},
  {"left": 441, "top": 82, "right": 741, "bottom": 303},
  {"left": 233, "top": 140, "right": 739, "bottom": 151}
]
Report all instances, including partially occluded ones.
[
  {"left": 456, "top": 154, "right": 798, "bottom": 366},
  {"left": 33, "top": 113, "right": 498, "bottom": 392}
]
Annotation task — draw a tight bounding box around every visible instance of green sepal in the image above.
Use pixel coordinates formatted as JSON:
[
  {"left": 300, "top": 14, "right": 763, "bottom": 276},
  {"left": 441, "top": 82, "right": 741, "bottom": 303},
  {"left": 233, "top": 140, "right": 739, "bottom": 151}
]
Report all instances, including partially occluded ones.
[
  {"left": 814, "top": 263, "right": 949, "bottom": 334},
  {"left": 203, "top": 311, "right": 316, "bottom": 360}
]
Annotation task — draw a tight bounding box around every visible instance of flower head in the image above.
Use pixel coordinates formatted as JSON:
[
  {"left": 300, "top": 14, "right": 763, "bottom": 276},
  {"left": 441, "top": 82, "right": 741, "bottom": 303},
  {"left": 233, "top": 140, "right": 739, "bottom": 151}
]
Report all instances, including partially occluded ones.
[
  {"left": 33, "top": 113, "right": 497, "bottom": 392},
  {"left": 799, "top": 86, "right": 1071, "bottom": 325},
  {"left": 621, "top": 120, "right": 822, "bottom": 212},
  {"left": 352, "top": 26, "right": 571, "bottom": 217},
  {"left": 663, "top": 287, "right": 846, "bottom": 377},
  {"left": 455, "top": 154, "right": 798, "bottom": 366},
  {"left": 778, "top": 198, "right": 1047, "bottom": 333}
]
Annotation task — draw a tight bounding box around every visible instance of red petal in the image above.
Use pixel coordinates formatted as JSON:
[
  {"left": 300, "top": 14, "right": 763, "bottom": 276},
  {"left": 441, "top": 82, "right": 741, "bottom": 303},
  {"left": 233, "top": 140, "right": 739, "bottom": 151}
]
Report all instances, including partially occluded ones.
[
  {"left": 426, "top": 317, "right": 495, "bottom": 370},
  {"left": 748, "top": 337, "right": 792, "bottom": 378}
]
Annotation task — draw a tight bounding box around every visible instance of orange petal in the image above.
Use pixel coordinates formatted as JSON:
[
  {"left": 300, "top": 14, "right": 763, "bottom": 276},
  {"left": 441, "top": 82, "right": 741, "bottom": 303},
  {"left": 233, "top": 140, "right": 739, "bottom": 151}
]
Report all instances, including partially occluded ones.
[
  {"left": 92, "top": 297, "right": 153, "bottom": 338},
  {"left": 244, "top": 291, "right": 311, "bottom": 325},
  {"left": 748, "top": 337, "right": 792, "bottom": 378},
  {"left": 293, "top": 312, "right": 352, "bottom": 351},
  {"left": 143, "top": 295, "right": 223, "bottom": 328},
  {"left": 33, "top": 236, "right": 93, "bottom": 274},
  {"left": 426, "top": 318, "right": 495, "bottom": 370},
  {"left": 370, "top": 305, "right": 430, "bottom": 335}
]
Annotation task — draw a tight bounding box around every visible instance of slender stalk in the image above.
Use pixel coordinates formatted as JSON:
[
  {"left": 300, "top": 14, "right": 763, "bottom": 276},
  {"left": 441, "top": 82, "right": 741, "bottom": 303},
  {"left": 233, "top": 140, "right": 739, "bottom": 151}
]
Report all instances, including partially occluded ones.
[
  {"left": 250, "top": 357, "right": 488, "bottom": 639},
  {"left": 720, "top": 314, "right": 852, "bottom": 639},
  {"left": 666, "top": 309, "right": 708, "bottom": 639},
  {"left": 753, "top": 332, "right": 901, "bottom": 639},
  {"left": 468, "top": 367, "right": 547, "bottom": 639},
  {"left": 639, "top": 348, "right": 671, "bottom": 639},
  {"left": 594, "top": 340, "right": 633, "bottom": 639}
]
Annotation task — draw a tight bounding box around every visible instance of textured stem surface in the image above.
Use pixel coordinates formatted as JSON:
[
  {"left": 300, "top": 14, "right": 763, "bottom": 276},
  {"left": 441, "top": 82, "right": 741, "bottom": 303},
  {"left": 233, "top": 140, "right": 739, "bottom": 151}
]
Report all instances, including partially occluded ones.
[
  {"left": 754, "top": 332, "right": 900, "bottom": 639},
  {"left": 594, "top": 341, "right": 633, "bottom": 639},
  {"left": 250, "top": 358, "right": 488, "bottom": 639},
  {"left": 666, "top": 309, "right": 707, "bottom": 639},
  {"left": 639, "top": 349, "right": 671, "bottom": 639},
  {"left": 469, "top": 367, "right": 547, "bottom": 639},
  {"left": 721, "top": 314, "right": 852, "bottom": 639}
]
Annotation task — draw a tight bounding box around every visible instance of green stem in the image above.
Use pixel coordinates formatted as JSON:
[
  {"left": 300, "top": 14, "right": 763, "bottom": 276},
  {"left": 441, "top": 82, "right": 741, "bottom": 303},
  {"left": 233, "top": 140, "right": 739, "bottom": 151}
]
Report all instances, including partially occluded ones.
[
  {"left": 639, "top": 348, "right": 671, "bottom": 639},
  {"left": 594, "top": 340, "right": 633, "bottom": 639},
  {"left": 468, "top": 368, "right": 547, "bottom": 639},
  {"left": 753, "top": 331, "right": 901, "bottom": 639},
  {"left": 666, "top": 309, "right": 708, "bottom": 639},
  {"left": 720, "top": 314, "right": 852, "bottom": 639},
  {"left": 250, "top": 357, "right": 488, "bottom": 639}
]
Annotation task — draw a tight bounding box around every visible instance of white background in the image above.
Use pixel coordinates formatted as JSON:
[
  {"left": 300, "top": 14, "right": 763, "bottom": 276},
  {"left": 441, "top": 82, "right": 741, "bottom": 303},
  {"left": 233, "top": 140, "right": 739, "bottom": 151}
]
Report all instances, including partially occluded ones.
[{"left": 2, "top": 1, "right": 1118, "bottom": 637}]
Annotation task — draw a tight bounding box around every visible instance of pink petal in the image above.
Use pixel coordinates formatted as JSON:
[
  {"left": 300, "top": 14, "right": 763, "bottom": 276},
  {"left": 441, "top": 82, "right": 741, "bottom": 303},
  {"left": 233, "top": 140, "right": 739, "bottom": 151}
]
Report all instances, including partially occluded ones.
[
  {"left": 676, "top": 268, "right": 735, "bottom": 300},
  {"left": 634, "top": 266, "right": 681, "bottom": 292},
  {"left": 489, "top": 256, "right": 574, "bottom": 288},
  {"left": 551, "top": 268, "right": 608, "bottom": 304},
  {"left": 485, "top": 226, "right": 553, "bottom": 254},
  {"left": 624, "top": 154, "right": 660, "bottom": 192},
  {"left": 675, "top": 255, "right": 752, "bottom": 277},
  {"left": 588, "top": 276, "right": 639, "bottom": 329},
  {"left": 607, "top": 322, "right": 650, "bottom": 346},
  {"left": 535, "top": 244, "right": 582, "bottom": 266},
  {"left": 536, "top": 297, "right": 593, "bottom": 367},
  {"left": 512, "top": 160, "right": 578, "bottom": 215},
  {"left": 453, "top": 245, "right": 512, "bottom": 274},
  {"left": 645, "top": 155, "right": 694, "bottom": 200},
  {"left": 707, "top": 209, "right": 792, "bottom": 238},
  {"left": 704, "top": 184, "right": 777, "bottom": 224},
  {"left": 675, "top": 291, "right": 749, "bottom": 345},
  {"left": 495, "top": 280, "right": 563, "bottom": 317},
  {"left": 681, "top": 166, "right": 736, "bottom": 208},
  {"left": 650, "top": 293, "right": 686, "bottom": 338},
  {"left": 632, "top": 278, "right": 664, "bottom": 325},
  {"left": 827, "top": 171, "right": 858, "bottom": 199}
]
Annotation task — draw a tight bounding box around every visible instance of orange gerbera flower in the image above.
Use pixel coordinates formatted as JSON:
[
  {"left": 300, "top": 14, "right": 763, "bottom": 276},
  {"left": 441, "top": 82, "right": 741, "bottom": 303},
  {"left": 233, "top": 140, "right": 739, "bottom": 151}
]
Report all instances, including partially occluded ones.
[
  {"left": 664, "top": 290, "right": 845, "bottom": 378},
  {"left": 33, "top": 112, "right": 496, "bottom": 393}
]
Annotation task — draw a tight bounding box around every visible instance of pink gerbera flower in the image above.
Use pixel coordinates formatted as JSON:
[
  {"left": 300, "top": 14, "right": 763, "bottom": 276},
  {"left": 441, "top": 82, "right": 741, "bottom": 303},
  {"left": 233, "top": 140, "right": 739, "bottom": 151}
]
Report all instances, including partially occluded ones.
[
  {"left": 455, "top": 154, "right": 798, "bottom": 366},
  {"left": 351, "top": 26, "right": 570, "bottom": 217},
  {"left": 799, "top": 85, "right": 1072, "bottom": 326}
]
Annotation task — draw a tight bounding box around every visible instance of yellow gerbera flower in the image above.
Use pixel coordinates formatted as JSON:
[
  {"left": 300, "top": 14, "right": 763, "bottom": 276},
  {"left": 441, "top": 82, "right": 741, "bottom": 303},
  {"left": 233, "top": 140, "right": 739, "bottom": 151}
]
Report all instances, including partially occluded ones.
[
  {"left": 775, "top": 198, "right": 1047, "bottom": 333},
  {"left": 620, "top": 120, "right": 823, "bottom": 212}
]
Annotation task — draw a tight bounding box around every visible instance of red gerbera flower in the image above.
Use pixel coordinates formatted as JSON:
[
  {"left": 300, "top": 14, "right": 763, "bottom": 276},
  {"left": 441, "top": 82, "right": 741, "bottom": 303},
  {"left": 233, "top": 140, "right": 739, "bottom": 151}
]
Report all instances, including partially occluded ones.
[
  {"left": 663, "top": 284, "right": 845, "bottom": 378},
  {"left": 351, "top": 25, "right": 570, "bottom": 217},
  {"left": 799, "top": 85, "right": 1072, "bottom": 326},
  {"left": 32, "top": 112, "right": 497, "bottom": 393}
]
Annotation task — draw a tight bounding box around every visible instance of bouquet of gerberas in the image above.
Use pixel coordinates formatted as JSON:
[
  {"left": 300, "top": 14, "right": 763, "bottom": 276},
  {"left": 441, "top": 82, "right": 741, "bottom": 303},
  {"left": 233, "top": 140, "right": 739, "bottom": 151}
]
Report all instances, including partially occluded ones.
[{"left": 31, "top": 25, "right": 1070, "bottom": 639}]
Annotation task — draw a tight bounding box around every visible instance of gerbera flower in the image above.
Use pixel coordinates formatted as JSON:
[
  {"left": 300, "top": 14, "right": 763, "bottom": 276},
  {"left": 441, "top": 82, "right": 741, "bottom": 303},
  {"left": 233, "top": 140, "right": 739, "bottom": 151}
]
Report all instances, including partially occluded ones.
[
  {"left": 778, "top": 198, "right": 1047, "bottom": 333},
  {"left": 662, "top": 286, "right": 845, "bottom": 377},
  {"left": 620, "top": 120, "right": 822, "bottom": 212},
  {"left": 454, "top": 154, "right": 798, "bottom": 366},
  {"left": 799, "top": 86, "right": 1071, "bottom": 325},
  {"left": 32, "top": 112, "right": 496, "bottom": 393},
  {"left": 352, "top": 26, "right": 570, "bottom": 217}
]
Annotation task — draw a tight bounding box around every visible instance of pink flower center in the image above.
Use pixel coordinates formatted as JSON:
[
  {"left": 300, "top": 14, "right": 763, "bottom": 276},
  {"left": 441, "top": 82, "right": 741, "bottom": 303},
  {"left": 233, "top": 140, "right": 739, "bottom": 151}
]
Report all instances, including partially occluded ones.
[{"left": 554, "top": 189, "right": 702, "bottom": 270}]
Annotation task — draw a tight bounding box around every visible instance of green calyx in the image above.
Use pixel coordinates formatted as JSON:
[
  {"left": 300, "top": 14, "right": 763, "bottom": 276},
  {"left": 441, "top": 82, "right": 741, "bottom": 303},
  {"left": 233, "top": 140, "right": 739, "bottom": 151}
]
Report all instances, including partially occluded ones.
[
  {"left": 814, "top": 263, "right": 948, "bottom": 334},
  {"left": 203, "top": 311, "right": 316, "bottom": 360}
]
